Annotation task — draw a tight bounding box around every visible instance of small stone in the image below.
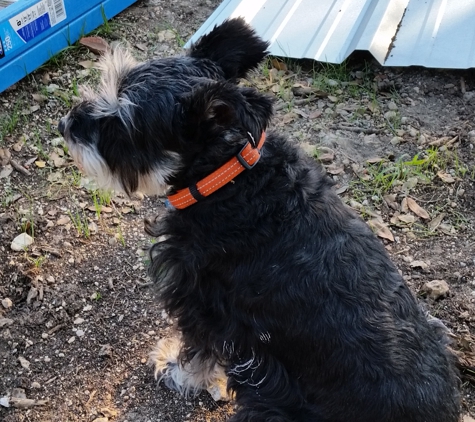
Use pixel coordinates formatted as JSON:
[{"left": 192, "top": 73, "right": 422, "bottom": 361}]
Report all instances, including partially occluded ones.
[
  {"left": 387, "top": 101, "right": 398, "bottom": 111},
  {"left": 390, "top": 136, "right": 403, "bottom": 146},
  {"left": 422, "top": 280, "right": 450, "bottom": 300},
  {"left": 1, "top": 298, "right": 13, "bottom": 309},
  {"left": 11, "top": 233, "right": 34, "bottom": 251},
  {"left": 92, "top": 418, "right": 109, "bottom": 422},
  {"left": 73, "top": 318, "right": 85, "bottom": 325},
  {"left": 46, "top": 276, "right": 55, "bottom": 283},
  {"left": 76, "top": 329, "right": 85, "bottom": 337},
  {"left": 31, "top": 382, "right": 41, "bottom": 389},
  {"left": 41, "top": 333, "right": 48, "bottom": 339},
  {"left": 408, "top": 128, "right": 418, "bottom": 137},
  {"left": 384, "top": 110, "right": 397, "bottom": 120},
  {"left": 68, "top": 336, "right": 75, "bottom": 344},
  {"left": 400, "top": 116, "right": 409, "bottom": 124}
]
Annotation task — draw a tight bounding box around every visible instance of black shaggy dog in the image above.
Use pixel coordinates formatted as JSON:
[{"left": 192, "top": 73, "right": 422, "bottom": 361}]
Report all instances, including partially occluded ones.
[{"left": 59, "top": 18, "right": 460, "bottom": 422}]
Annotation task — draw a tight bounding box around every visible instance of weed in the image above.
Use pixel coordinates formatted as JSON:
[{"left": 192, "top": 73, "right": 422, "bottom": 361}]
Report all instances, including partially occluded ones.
[
  {"left": 0, "top": 100, "right": 25, "bottom": 141},
  {"left": 116, "top": 226, "right": 126, "bottom": 247},
  {"left": 28, "top": 255, "right": 46, "bottom": 268},
  {"left": 91, "top": 189, "right": 112, "bottom": 218},
  {"left": 68, "top": 210, "right": 91, "bottom": 238},
  {"left": 91, "top": 292, "right": 102, "bottom": 300},
  {"left": 32, "top": 130, "right": 49, "bottom": 161}
]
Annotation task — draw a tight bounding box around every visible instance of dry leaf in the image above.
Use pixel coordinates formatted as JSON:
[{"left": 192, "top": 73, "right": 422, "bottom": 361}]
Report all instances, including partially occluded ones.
[
  {"left": 56, "top": 216, "right": 71, "bottom": 225},
  {"left": 308, "top": 110, "right": 322, "bottom": 119},
  {"left": 325, "top": 163, "right": 344, "bottom": 175},
  {"left": 437, "top": 171, "right": 455, "bottom": 183},
  {"left": 281, "top": 112, "right": 297, "bottom": 124},
  {"left": 406, "top": 197, "right": 430, "bottom": 219},
  {"left": 79, "top": 36, "right": 110, "bottom": 54},
  {"left": 366, "top": 157, "right": 385, "bottom": 164},
  {"left": 0, "top": 148, "right": 11, "bottom": 166},
  {"left": 49, "top": 151, "right": 66, "bottom": 167},
  {"left": 32, "top": 93, "right": 48, "bottom": 102},
  {"left": 35, "top": 161, "right": 46, "bottom": 168},
  {"left": 398, "top": 214, "right": 415, "bottom": 224},
  {"left": 428, "top": 213, "right": 445, "bottom": 231},
  {"left": 271, "top": 58, "right": 287, "bottom": 71},
  {"left": 400, "top": 197, "right": 408, "bottom": 213},
  {"left": 135, "top": 43, "right": 148, "bottom": 51},
  {"left": 327, "top": 95, "right": 338, "bottom": 103},
  {"left": 368, "top": 219, "right": 394, "bottom": 242},
  {"left": 78, "top": 60, "right": 96, "bottom": 69}
]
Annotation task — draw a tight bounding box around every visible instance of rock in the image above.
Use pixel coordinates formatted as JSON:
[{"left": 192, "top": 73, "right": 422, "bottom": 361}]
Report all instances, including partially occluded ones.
[
  {"left": 422, "top": 280, "right": 450, "bottom": 300},
  {"left": 390, "top": 136, "right": 404, "bottom": 145},
  {"left": 387, "top": 101, "right": 398, "bottom": 111},
  {"left": 11, "top": 233, "right": 34, "bottom": 251},
  {"left": 0, "top": 318, "right": 13, "bottom": 327},
  {"left": 1, "top": 298, "right": 13, "bottom": 309},
  {"left": 18, "top": 356, "right": 30, "bottom": 370},
  {"left": 384, "top": 110, "right": 397, "bottom": 120},
  {"left": 463, "top": 91, "right": 475, "bottom": 103}
]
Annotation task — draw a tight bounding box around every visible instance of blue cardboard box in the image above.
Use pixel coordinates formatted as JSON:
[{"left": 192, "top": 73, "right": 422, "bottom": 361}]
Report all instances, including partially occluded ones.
[{"left": 0, "top": 0, "right": 137, "bottom": 93}]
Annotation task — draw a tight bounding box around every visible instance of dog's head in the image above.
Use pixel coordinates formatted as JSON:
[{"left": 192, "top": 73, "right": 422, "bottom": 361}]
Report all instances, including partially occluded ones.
[{"left": 59, "top": 18, "right": 272, "bottom": 195}]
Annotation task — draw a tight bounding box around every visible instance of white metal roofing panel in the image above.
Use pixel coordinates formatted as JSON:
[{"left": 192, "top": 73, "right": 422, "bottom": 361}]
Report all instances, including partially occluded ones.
[
  {"left": 186, "top": 0, "right": 475, "bottom": 69},
  {"left": 385, "top": 0, "right": 475, "bottom": 68}
]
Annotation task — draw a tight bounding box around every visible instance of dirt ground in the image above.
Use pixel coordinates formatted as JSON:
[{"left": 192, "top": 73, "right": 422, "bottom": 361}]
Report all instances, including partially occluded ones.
[{"left": 1, "top": 0, "right": 475, "bottom": 421}]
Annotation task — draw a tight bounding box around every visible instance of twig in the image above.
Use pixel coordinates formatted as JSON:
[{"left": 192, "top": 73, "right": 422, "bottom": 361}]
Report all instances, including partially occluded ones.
[{"left": 10, "top": 159, "right": 31, "bottom": 176}]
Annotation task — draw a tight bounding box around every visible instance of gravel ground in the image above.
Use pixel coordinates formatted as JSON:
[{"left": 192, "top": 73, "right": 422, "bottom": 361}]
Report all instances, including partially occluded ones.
[{"left": 1, "top": 1, "right": 475, "bottom": 421}]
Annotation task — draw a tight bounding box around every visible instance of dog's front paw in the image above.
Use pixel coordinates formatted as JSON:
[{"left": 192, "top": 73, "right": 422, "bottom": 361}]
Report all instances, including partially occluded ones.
[{"left": 148, "top": 337, "right": 231, "bottom": 401}]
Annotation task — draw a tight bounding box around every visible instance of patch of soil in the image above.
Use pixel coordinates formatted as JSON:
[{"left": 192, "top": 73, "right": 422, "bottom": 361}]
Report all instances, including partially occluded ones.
[{"left": 1, "top": 0, "right": 474, "bottom": 421}]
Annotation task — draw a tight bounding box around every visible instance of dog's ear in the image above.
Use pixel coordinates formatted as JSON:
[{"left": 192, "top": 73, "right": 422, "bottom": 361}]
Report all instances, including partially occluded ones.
[
  {"left": 188, "top": 18, "right": 269, "bottom": 80},
  {"left": 181, "top": 81, "right": 273, "bottom": 145}
]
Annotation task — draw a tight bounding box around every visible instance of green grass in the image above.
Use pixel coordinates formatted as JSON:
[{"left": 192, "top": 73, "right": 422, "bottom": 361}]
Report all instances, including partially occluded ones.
[
  {"left": 0, "top": 100, "right": 26, "bottom": 142},
  {"left": 351, "top": 147, "right": 460, "bottom": 199},
  {"left": 91, "top": 189, "right": 112, "bottom": 219},
  {"left": 68, "top": 210, "right": 91, "bottom": 238}
]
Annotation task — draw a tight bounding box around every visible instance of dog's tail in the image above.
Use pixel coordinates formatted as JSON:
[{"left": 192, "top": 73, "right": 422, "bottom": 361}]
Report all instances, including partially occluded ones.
[{"left": 188, "top": 17, "right": 269, "bottom": 80}]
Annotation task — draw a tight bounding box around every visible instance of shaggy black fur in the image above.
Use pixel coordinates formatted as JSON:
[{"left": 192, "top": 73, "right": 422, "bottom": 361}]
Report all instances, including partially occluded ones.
[{"left": 60, "top": 18, "right": 461, "bottom": 422}]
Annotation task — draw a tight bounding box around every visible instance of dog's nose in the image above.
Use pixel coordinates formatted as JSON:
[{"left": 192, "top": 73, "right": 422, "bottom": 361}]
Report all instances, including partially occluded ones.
[{"left": 58, "top": 117, "right": 66, "bottom": 135}]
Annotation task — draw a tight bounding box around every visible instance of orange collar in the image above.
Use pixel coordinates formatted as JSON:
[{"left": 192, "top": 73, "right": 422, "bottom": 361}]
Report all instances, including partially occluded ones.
[{"left": 167, "top": 132, "right": 266, "bottom": 210}]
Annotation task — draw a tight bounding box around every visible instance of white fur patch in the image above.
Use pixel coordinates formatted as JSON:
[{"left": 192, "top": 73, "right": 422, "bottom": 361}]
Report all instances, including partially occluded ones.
[
  {"left": 149, "top": 337, "right": 230, "bottom": 401},
  {"left": 67, "top": 142, "right": 179, "bottom": 196},
  {"left": 82, "top": 47, "right": 139, "bottom": 130}
]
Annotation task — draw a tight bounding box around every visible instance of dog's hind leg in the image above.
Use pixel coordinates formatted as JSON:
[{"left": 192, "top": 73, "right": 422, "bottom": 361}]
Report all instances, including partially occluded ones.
[
  {"left": 148, "top": 337, "right": 230, "bottom": 401},
  {"left": 227, "top": 355, "right": 321, "bottom": 422}
]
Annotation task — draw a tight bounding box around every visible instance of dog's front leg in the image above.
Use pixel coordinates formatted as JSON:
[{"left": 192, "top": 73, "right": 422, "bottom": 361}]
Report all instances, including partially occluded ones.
[{"left": 149, "top": 336, "right": 229, "bottom": 401}]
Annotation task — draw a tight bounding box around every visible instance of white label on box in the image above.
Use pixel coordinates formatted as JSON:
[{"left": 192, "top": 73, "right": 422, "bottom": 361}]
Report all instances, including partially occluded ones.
[{"left": 7, "top": 0, "right": 66, "bottom": 43}]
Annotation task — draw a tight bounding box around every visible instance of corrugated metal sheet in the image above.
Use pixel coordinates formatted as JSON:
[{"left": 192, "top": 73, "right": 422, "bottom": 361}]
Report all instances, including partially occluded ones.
[{"left": 186, "top": 0, "right": 475, "bottom": 69}]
